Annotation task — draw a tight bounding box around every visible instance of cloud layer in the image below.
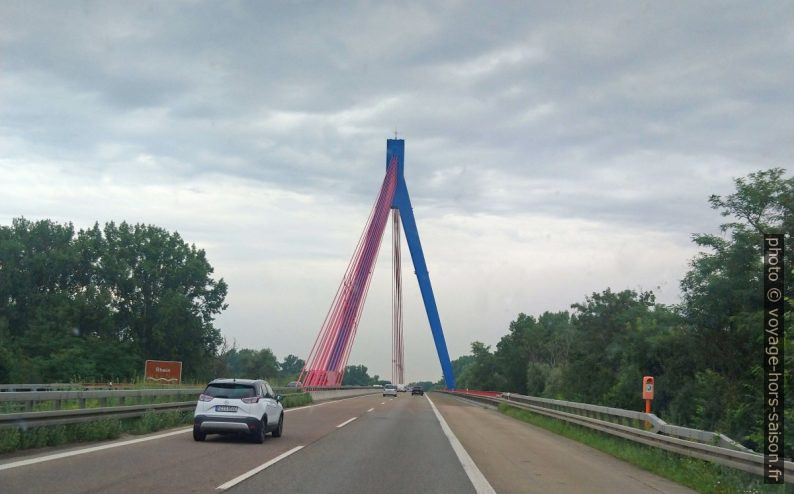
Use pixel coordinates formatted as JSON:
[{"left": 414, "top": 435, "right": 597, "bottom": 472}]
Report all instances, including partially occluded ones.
[{"left": 1, "top": 1, "right": 791, "bottom": 381}]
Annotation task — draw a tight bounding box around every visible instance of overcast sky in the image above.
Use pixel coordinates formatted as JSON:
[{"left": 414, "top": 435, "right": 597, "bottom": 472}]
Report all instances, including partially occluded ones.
[{"left": 1, "top": 1, "right": 792, "bottom": 383}]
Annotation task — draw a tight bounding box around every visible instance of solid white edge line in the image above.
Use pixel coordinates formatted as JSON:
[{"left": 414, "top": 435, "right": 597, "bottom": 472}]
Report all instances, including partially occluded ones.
[
  {"left": 425, "top": 395, "right": 496, "bottom": 494},
  {"left": 0, "top": 427, "right": 192, "bottom": 472},
  {"left": 336, "top": 417, "right": 357, "bottom": 428},
  {"left": 216, "top": 445, "right": 304, "bottom": 491},
  {"left": 367, "top": 408, "right": 374, "bottom": 412}
]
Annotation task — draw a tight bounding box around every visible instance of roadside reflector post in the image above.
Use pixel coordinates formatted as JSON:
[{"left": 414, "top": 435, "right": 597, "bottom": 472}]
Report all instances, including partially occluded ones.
[{"left": 642, "top": 376, "right": 654, "bottom": 429}]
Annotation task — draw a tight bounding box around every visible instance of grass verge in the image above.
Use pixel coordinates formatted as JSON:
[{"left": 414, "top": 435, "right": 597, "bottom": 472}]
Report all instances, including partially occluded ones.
[
  {"left": 0, "top": 410, "right": 193, "bottom": 454},
  {"left": 281, "top": 392, "right": 312, "bottom": 408},
  {"left": 498, "top": 404, "right": 789, "bottom": 494},
  {"left": 0, "top": 393, "right": 314, "bottom": 455}
]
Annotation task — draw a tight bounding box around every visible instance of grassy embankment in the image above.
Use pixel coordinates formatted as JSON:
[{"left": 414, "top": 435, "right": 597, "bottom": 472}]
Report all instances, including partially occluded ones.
[
  {"left": 0, "top": 392, "right": 312, "bottom": 454},
  {"left": 498, "top": 404, "right": 790, "bottom": 494}
]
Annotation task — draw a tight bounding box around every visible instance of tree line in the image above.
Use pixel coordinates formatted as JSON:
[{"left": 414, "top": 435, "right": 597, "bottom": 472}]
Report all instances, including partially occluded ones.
[
  {"left": 0, "top": 218, "right": 341, "bottom": 385},
  {"left": 0, "top": 220, "right": 229, "bottom": 383},
  {"left": 448, "top": 169, "right": 792, "bottom": 455}
]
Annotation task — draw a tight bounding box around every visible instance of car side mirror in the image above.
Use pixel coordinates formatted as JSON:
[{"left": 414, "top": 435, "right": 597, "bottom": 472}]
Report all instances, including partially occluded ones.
[{"left": 276, "top": 395, "right": 283, "bottom": 403}]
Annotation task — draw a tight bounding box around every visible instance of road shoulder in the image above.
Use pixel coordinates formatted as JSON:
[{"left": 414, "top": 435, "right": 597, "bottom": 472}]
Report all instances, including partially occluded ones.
[{"left": 430, "top": 392, "right": 695, "bottom": 494}]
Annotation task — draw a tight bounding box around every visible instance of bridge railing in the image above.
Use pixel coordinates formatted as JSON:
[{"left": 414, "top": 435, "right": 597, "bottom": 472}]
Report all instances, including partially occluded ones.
[{"left": 443, "top": 389, "right": 794, "bottom": 481}]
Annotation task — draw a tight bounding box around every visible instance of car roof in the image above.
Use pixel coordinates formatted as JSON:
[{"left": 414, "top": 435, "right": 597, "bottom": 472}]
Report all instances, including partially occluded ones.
[{"left": 208, "top": 378, "right": 265, "bottom": 385}]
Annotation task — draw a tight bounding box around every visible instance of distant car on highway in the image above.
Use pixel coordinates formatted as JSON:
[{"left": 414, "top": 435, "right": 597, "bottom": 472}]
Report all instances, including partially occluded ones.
[
  {"left": 286, "top": 381, "right": 302, "bottom": 389},
  {"left": 411, "top": 386, "right": 424, "bottom": 396},
  {"left": 383, "top": 383, "right": 398, "bottom": 397},
  {"left": 193, "top": 378, "right": 284, "bottom": 443},
  {"left": 373, "top": 384, "right": 383, "bottom": 388},
  {"left": 397, "top": 384, "right": 407, "bottom": 392}
]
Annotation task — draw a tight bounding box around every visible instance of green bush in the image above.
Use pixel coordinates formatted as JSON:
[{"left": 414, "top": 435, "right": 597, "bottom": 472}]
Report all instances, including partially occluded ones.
[
  {"left": 0, "top": 411, "right": 190, "bottom": 454},
  {"left": 282, "top": 392, "right": 312, "bottom": 408},
  {"left": 126, "top": 410, "right": 192, "bottom": 435},
  {"left": 0, "top": 428, "right": 21, "bottom": 453}
]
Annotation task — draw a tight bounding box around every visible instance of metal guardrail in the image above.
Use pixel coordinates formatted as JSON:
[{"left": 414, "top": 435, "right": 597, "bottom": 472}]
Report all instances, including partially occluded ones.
[
  {"left": 498, "top": 391, "right": 752, "bottom": 452},
  {"left": 0, "top": 388, "right": 204, "bottom": 428},
  {"left": 0, "top": 388, "right": 203, "bottom": 413},
  {"left": 444, "top": 390, "right": 794, "bottom": 483},
  {"left": 0, "top": 385, "right": 378, "bottom": 429},
  {"left": 0, "top": 384, "right": 76, "bottom": 392},
  {"left": 0, "top": 402, "right": 197, "bottom": 429}
]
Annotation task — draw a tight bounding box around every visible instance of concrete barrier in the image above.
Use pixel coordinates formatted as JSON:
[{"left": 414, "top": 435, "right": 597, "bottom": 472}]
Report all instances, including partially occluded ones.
[{"left": 308, "top": 387, "right": 379, "bottom": 402}]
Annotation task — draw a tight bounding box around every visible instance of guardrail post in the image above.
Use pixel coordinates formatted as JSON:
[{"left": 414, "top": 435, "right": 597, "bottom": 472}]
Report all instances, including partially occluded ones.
[
  {"left": 54, "top": 399, "right": 61, "bottom": 410},
  {"left": 79, "top": 398, "right": 86, "bottom": 409}
]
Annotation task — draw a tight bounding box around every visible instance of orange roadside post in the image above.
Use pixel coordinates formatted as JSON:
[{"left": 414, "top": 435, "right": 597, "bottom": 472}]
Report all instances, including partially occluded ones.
[{"left": 642, "top": 376, "right": 654, "bottom": 429}]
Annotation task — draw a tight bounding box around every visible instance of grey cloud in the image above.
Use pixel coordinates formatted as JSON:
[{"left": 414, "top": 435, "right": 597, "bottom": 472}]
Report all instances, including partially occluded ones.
[{"left": 1, "top": 1, "right": 792, "bottom": 376}]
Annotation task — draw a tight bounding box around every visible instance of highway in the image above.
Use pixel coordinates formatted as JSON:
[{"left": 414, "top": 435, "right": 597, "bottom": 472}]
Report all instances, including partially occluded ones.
[{"left": 0, "top": 392, "right": 693, "bottom": 493}]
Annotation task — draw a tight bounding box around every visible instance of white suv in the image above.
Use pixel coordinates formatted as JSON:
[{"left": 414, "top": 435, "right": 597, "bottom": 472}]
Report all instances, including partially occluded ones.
[
  {"left": 383, "top": 384, "right": 398, "bottom": 397},
  {"left": 193, "top": 378, "right": 284, "bottom": 443}
]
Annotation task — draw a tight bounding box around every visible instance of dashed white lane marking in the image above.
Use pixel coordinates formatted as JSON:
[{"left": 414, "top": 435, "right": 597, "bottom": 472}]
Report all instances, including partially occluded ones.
[
  {"left": 216, "top": 445, "right": 304, "bottom": 491},
  {"left": 336, "top": 417, "right": 357, "bottom": 428},
  {"left": 426, "top": 395, "right": 496, "bottom": 494},
  {"left": 367, "top": 408, "right": 374, "bottom": 412}
]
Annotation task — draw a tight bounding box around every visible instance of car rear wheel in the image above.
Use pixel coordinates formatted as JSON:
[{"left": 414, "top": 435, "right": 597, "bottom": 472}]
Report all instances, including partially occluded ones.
[
  {"left": 193, "top": 425, "right": 206, "bottom": 442},
  {"left": 272, "top": 413, "right": 283, "bottom": 437},
  {"left": 253, "top": 419, "right": 266, "bottom": 444}
]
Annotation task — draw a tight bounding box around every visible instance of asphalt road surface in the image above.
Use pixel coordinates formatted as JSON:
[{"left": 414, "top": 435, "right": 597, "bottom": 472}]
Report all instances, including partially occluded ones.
[
  {"left": 0, "top": 392, "right": 694, "bottom": 493},
  {"left": 430, "top": 392, "right": 694, "bottom": 494}
]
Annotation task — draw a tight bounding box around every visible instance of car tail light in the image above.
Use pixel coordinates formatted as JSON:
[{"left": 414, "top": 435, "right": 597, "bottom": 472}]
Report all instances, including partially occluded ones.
[
  {"left": 241, "top": 396, "right": 259, "bottom": 404},
  {"left": 199, "top": 394, "right": 213, "bottom": 402}
]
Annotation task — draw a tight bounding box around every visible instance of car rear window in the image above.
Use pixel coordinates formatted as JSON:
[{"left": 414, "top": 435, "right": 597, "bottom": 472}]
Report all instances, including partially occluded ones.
[
  {"left": 385, "top": 384, "right": 396, "bottom": 389},
  {"left": 204, "top": 383, "right": 256, "bottom": 399}
]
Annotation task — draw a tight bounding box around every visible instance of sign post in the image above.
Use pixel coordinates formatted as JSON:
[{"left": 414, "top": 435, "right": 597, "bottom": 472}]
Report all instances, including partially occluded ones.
[{"left": 642, "top": 376, "right": 654, "bottom": 429}]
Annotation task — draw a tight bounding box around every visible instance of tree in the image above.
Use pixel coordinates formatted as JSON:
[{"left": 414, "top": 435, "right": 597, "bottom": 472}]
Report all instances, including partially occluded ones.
[
  {"left": 342, "top": 364, "right": 374, "bottom": 385},
  {"left": 99, "top": 222, "right": 227, "bottom": 379},
  {"left": 679, "top": 168, "right": 793, "bottom": 451},
  {"left": 234, "top": 348, "right": 279, "bottom": 379},
  {"left": 279, "top": 354, "right": 305, "bottom": 378},
  {"left": 457, "top": 342, "right": 507, "bottom": 391},
  {"left": 562, "top": 289, "right": 659, "bottom": 405},
  {"left": 495, "top": 313, "right": 535, "bottom": 393},
  {"left": 448, "top": 354, "right": 475, "bottom": 387},
  {"left": 494, "top": 311, "right": 573, "bottom": 394},
  {"left": 0, "top": 218, "right": 228, "bottom": 383}
]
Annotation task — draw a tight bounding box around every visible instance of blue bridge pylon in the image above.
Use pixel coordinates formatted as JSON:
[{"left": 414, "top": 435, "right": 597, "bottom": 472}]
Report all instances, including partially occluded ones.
[{"left": 299, "top": 139, "right": 456, "bottom": 389}]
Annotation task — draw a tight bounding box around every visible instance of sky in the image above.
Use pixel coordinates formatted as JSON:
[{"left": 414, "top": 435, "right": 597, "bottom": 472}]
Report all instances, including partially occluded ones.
[{"left": 1, "top": 1, "right": 792, "bottom": 383}]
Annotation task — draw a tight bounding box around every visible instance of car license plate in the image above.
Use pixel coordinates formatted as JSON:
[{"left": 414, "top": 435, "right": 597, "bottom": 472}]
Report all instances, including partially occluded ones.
[{"left": 215, "top": 405, "right": 237, "bottom": 412}]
